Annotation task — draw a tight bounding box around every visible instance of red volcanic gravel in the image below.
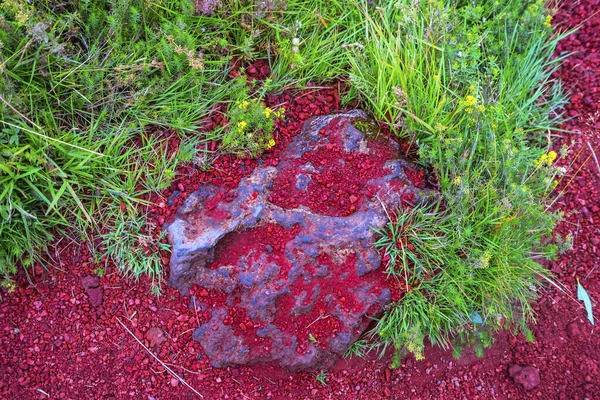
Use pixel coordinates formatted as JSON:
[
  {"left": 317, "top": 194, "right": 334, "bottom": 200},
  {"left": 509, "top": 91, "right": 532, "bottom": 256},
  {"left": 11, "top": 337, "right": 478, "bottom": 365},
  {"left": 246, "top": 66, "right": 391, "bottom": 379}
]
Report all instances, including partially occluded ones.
[
  {"left": 196, "top": 222, "right": 377, "bottom": 354},
  {"left": 210, "top": 224, "right": 372, "bottom": 327},
  {"left": 268, "top": 118, "right": 397, "bottom": 216},
  {"left": 1, "top": 2, "right": 600, "bottom": 399}
]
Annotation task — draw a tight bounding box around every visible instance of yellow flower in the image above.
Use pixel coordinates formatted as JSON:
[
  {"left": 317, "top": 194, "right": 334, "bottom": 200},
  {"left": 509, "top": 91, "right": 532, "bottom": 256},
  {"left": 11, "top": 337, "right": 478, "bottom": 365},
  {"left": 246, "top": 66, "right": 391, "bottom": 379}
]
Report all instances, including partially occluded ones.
[
  {"left": 480, "top": 251, "right": 491, "bottom": 268},
  {"left": 266, "top": 138, "right": 276, "bottom": 149},
  {"left": 238, "top": 100, "right": 249, "bottom": 110},
  {"left": 274, "top": 107, "right": 286, "bottom": 119},
  {"left": 406, "top": 338, "right": 424, "bottom": 360},
  {"left": 544, "top": 15, "right": 552, "bottom": 28},
  {"left": 534, "top": 155, "right": 546, "bottom": 167},
  {"left": 188, "top": 54, "right": 204, "bottom": 70},
  {"left": 464, "top": 95, "right": 477, "bottom": 107},
  {"left": 263, "top": 107, "right": 273, "bottom": 118},
  {"left": 535, "top": 150, "right": 558, "bottom": 167},
  {"left": 477, "top": 104, "right": 486, "bottom": 112},
  {"left": 237, "top": 121, "right": 247, "bottom": 131}
]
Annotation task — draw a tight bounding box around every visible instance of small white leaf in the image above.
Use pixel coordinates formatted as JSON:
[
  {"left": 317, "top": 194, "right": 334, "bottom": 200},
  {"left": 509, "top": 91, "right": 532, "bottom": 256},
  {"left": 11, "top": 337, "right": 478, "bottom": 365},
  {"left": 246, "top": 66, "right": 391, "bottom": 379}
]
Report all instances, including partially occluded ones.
[
  {"left": 470, "top": 311, "right": 483, "bottom": 324},
  {"left": 577, "top": 280, "right": 594, "bottom": 325}
]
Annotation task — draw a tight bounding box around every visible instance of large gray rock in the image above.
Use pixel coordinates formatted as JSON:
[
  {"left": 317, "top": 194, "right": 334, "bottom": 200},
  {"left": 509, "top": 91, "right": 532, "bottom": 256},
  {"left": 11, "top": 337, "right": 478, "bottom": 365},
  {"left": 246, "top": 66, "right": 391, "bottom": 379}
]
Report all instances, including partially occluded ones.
[{"left": 166, "top": 110, "right": 429, "bottom": 370}]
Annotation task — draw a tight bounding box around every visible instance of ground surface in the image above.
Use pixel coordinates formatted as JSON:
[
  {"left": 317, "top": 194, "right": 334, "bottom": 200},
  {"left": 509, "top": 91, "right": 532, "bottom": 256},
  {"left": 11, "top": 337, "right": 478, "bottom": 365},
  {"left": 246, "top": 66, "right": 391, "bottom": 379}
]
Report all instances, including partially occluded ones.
[{"left": 1, "top": 1, "right": 599, "bottom": 399}]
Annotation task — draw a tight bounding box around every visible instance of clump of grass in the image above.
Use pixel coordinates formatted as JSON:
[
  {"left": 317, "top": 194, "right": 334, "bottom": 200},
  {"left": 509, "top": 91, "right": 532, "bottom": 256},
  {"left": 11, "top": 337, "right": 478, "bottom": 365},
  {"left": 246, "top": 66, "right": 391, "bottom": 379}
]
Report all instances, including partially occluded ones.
[
  {"left": 343, "top": 338, "right": 370, "bottom": 359},
  {"left": 0, "top": 0, "right": 231, "bottom": 290},
  {"left": 98, "top": 208, "right": 170, "bottom": 296},
  {"left": 315, "top": 371, "right": 328, "bottom": 386},
  {"left": 349, "top": 0, "right": 572, "bottom": 359},
  {"left": 0, "top": 115, "right": 108, "bottom": 288},
  {"left": 219, "top": 76, "right": 285, "bottom": 157}
]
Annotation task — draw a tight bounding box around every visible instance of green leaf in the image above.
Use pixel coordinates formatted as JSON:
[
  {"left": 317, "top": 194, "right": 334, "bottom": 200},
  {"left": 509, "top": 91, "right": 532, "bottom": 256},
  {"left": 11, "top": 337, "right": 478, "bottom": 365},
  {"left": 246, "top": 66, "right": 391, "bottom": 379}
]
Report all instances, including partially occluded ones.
[
  {"left": 45, "top": 180, "right": 68, "bottom": 216},
  {"left": 577, "top": 279, "right": 595, "bottom": 325}
]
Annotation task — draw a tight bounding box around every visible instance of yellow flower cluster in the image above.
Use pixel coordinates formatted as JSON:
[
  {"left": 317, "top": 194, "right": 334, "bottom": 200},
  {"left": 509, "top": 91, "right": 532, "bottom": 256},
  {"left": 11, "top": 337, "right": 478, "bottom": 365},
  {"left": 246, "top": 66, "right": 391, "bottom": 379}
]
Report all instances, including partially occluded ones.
[
  {"left": 435, "top": 123, "right": 448, "bottom": 132},
  {"left": 266, "top": 138, "right": 276, "bottom": 149},
  {"left": 272, "top": 107, "right": 286, "bottom": 119},
  {"left": 464, "top": 95, "right": 477, "bottom": 107},
  {"left": 534, "top": 150, "right": 557, "bottom": 167},
  {"left": 2, "top": 0, "right": 32, "bottom": 26},
  {"left": 463, "top": 95, "right": 480, "bottom": 114},
  {"left": 1, "top": 277, "right": 16, "bottom": 293},
  {"left": 237, "top": 121, "right": 247, "bottom": 133},
  {"left": 235, "top": 103, "right": 285, "bottom": 119},
  {"left": 543, "top": 15, "right": 553, "bottom": 29},
  {"left": 480, "top": 251, "right": 491, "bottom": 268},
  {"left": 407, "top": 341, "right": 424, "bottom": 361},
  {"left": 461, "top": 95, "right": 488, "bottom": 114}
]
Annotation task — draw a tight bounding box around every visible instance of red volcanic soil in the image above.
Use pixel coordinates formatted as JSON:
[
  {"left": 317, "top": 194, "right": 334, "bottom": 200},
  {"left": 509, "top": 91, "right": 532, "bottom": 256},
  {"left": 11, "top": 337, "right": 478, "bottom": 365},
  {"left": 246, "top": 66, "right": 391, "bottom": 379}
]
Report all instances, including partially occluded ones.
[
  {"left": 269, "top": 118, "right": 397, "bottom": 217},
  {"left": 200, "top": 223, "right": 381, "bottom": 353},
  {"left": 1, "top": 2, "right": 600, "bottom": 399}
]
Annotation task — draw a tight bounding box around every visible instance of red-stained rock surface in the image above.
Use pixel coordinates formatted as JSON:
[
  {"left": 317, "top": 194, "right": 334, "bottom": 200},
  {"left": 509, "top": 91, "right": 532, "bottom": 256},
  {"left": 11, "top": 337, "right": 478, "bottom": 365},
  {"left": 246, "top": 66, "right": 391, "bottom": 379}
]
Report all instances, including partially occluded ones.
[
  {"left": 1, "top": 2, "right": 599, "bottom": 399},
  {"left": 166, "top": 110, "right": 424, "bottom": 370}
]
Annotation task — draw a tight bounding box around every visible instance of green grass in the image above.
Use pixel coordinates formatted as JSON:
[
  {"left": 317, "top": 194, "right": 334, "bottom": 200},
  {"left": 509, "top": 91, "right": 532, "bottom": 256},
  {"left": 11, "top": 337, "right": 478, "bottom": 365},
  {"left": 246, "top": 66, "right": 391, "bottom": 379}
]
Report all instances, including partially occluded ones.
[
  {"left": 315, "top": 371, "right": 328, "bottom": 386},
  {"left": 343, "top": 338, "right": 370, "bottom": 359},
  {"left": 0, "top": 0, "right": 231, "bottom": 291}
]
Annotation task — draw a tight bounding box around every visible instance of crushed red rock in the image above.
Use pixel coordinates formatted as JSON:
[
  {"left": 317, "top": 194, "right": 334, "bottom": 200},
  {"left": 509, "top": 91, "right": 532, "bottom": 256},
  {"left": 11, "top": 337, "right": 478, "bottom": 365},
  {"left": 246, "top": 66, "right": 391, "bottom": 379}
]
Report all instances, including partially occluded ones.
[
  {"left": 146, "top": 327, "right": 167, "bottom": 348},
  {"left": 81, "top": 276, "right": 103, "bottom": 308},
  {"left": 509, "top": 365, "right": 541, "bottom": 391},
  {"left": 1, "top": 3, "right": 600, "bottom": 398}
]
